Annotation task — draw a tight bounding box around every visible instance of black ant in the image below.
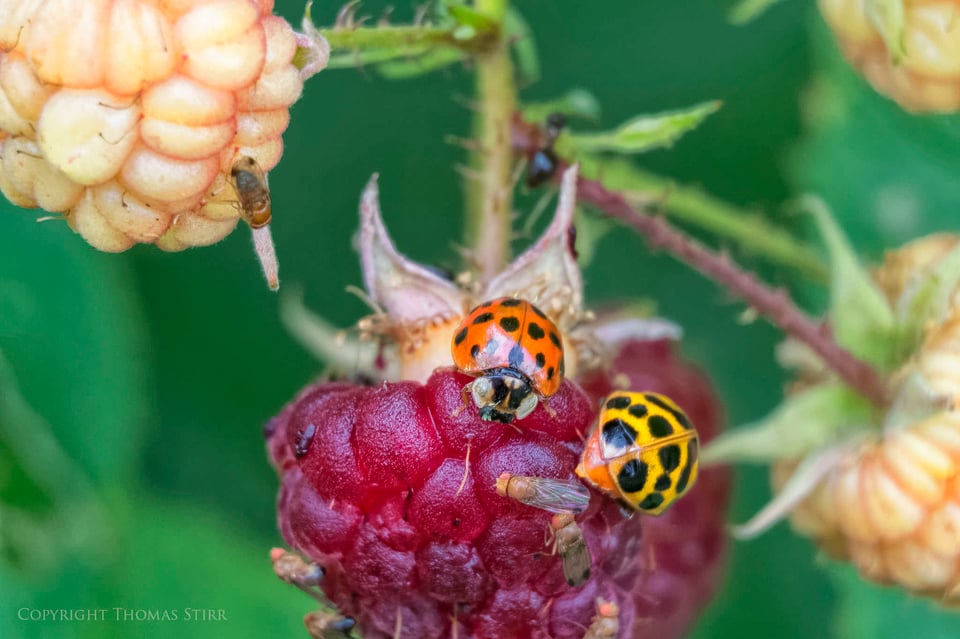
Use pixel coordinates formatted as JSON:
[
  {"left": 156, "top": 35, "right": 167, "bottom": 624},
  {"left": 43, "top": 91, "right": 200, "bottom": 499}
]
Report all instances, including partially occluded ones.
[{"left": 525, "top": 112, "right": 566, "bottom": 188}]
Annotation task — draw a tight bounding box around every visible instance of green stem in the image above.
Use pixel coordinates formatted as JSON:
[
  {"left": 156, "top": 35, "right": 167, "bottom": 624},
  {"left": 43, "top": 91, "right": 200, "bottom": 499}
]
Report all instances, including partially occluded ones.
[
  {"left": 467, "top": 0, "right": 516, "bottom": 282},
  {"left": 320, "top": 25, "right": 477, "bottom": 51},
  {"left": 325, "top": 46, "right": 432, "bottom": 69}
]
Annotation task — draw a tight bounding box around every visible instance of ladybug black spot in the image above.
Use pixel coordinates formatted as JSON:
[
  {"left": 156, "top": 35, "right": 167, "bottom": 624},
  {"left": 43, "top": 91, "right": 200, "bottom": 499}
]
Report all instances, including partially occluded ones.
[
  {"left": 659, "top": 444, "right": 682, "bottom": 472},
  {"left": 602, "top": 418, "right": 638, "bottom": 450},
  {"left": 499, "top": 316, "right": 520, "bottom": 332},
  {"left": 546, "top": 366, "right": 555, "bottom": 380},
  {"left": 654, "top": 474, "right": 672, "bottom": 491},
  {"left": 454, "top": 327, "right": 469, "bottom": 346},
  {"left": 676, "top": 457, "right": 694, "bottom": 493},
  {"left": 549, "top": 332, "right": 562, "bottom": 348},
  {"left": 628, "top": 403, "right": 648, "bottom": 419},
  {"left": 527, "top": 322, "right": 545, "bottom": 340},
  {"left": 638, "top": 492, "right": 665, "bottom": 511},
  {"left": 473, "top": 312, "right": 495, "bottom": 325},
  {"left": 470, "top": 344, "right": 481, "bottom": 358},
  {"left": 606, "top": 396, "right": 631, "bottom": 410},
  {"left": 645, "top": 393, "right": 692, "bottom": 429},
  {"left": 531, "top": 305, "right": 548, "bottom": 319},
  {"left": 535, "top": 353, "right": 546, "bottom": 368},
  {"left": 648, "top": 415, "right": 673, "bottom": 438},
  {"left": 500, "top": 298, "right": 523, "bottom": 307},
  {"left": 617, "top": 458, "right": 648, "bottom": 493}
]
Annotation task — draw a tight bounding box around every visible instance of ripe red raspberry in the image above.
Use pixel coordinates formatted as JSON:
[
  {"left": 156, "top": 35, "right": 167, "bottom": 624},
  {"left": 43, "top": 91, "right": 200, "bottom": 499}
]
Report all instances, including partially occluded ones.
[{"left": 267, "top": 338, "right": 729, "bottom": 639}]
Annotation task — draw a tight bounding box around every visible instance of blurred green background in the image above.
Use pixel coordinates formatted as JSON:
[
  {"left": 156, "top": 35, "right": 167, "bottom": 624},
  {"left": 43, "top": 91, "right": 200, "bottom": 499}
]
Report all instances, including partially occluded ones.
[{"left": 1, "top": 1, "right": 959, "bottom": 637}]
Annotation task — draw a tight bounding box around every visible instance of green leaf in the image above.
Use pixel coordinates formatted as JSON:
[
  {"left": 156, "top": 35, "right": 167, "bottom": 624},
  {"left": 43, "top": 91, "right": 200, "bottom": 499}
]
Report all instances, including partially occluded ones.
[
  {"left": 891, "top": 240, "right": 960, "bottom": 362},
  {"left": 864, "top": 0, "right": 906, "bottom": 63},
  {"left": 701, "top": 382, "right": 876, "bottom": 465},
  {"left": 0, "top": 352, "right": 113, "bottom": 575},
  {"left": 566, "top": 101, "right": 721, "bottom": 155},
  {"left": 521, "top": 89, "right": 602, "bottom": 124},
  {"left": 800, "top": 195, "right": 898, "bottom": 369},
  {"left": 375, "top": 48, "right": 463, "bottom": 79},
  {"left": 728, "top": 0, "right": 786, "bottom": 25},
  {"left": 831, "top": 563, "right": 960, "bottom": 639},
  {"left": 0, "top": 214, "right": 148, "bottom": 484},
  {"left": 447, "top": 5, "right": 497, "bottom": 30},
  {"left": 0, "top": 497, "right": 312, "bottom": 639},
  {"left": 505, "top": 7, "right": 540, "bottom": 84}
]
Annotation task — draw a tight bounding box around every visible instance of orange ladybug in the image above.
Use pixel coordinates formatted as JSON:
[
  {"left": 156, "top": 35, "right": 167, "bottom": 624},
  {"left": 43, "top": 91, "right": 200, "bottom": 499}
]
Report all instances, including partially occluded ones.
[{"left": 451, "top": 297, "right": 564, "bottom": 424}]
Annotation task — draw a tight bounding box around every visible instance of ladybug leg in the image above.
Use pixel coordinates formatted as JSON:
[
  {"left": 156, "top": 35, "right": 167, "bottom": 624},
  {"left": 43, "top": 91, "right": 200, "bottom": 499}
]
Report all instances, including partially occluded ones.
[{"left": 450, "top": 383, "right": 472, "bottom": 418}]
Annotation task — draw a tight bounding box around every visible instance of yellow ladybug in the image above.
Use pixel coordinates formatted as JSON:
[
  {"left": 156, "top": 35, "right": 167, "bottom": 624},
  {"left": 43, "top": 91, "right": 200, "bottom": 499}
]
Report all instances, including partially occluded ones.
[{"left": 576, "top": 391, "right": 699, "bottom": 515}]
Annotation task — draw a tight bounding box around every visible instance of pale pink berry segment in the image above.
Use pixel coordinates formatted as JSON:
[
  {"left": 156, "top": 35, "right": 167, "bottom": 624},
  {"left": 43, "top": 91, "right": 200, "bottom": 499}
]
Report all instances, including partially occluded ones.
[
  {"left": 819, "top": 0, "right": 960, "bottom": 113},
  {"left": 268, "top": 339, "right": 730, "bottom": 639},
  {"left": 0, "top": 0, "right": 304, "bottom": 251},
  {"left": 773, "top": 235, "right": 960, "bottom": 602}
]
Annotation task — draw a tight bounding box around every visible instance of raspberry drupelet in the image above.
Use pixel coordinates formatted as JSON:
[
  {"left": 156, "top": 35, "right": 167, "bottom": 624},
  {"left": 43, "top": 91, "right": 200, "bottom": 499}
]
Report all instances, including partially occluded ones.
[
  {"left": 268, "top": 166, "right": 730, "bottom": 638},
  {"left": 819, "top": 0, "right": 960, "bottom": 113},
  {"left": 268, "top": 339, "right": 728, "bottom": 639}
]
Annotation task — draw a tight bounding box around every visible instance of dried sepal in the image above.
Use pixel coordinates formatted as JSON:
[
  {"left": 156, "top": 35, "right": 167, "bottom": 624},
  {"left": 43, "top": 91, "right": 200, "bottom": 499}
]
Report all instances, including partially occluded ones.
[
  {"left": 732, "top": 441, "right": 860, "bottom": 539},
  {"left": 754, "top": 234, "right": 960, "bottom": 602},
  {"left": 803, "top": 196, "right": 897, "bottom": 370},
  {"left": 295, "top": 1, "right": 331, "bottom": 81},
  {"left": 279, "top": 287, "right": 393, "bottom": 380},
  {"left": 892, "top": 238, "right": 960, "bottom": 360},
  {"left": 588, "top": 312, "right": 682, "bottom": 348},
  {"left": 701, "top": 382, "right": 875, "bottom": 465},
  {"left": 484, "top": 164, "right": 584, "bottom": 331},
  {"left": 359, "top": 174, "right": 465, "bottom": 326}
]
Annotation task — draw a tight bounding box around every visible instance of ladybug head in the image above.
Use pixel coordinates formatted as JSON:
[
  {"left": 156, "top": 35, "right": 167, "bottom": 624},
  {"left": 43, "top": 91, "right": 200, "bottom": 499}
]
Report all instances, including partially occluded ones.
[{"left": 469, "top": 369, "right": 538, "bottom": 424}]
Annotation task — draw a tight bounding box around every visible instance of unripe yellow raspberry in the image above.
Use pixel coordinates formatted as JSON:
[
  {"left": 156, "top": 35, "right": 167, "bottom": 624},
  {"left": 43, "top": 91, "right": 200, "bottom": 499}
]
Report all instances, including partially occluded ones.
[
  {"left": 818, "top": 0, "right": 960, "bottom": 113},
  {"left": 0, "top": 0, "right": 305, "bottom": 252},
  {"left": 774, "top": 235, "right": 960, "bottom": 602}
]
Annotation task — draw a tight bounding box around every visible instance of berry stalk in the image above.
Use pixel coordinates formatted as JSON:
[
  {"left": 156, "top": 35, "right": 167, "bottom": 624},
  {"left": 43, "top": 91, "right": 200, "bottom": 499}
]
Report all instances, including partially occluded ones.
[
  {"left": 466, "top": 1, "right": 517, "bottom": 282},
  {"left": 575, "top": 173, "right": 890, "bottom": 407},
  {"left": 511, "top": 118, "right": 826, "bottom": 281}
]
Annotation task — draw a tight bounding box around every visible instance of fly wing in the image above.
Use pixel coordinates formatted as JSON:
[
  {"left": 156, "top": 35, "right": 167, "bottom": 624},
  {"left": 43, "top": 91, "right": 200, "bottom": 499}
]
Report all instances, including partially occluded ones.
[
  {"left": 560, "top": 535, "right": 592, "bottom": 587},
  {"left": 522, "top": 477, "right": 591, "bottom": 514}
]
